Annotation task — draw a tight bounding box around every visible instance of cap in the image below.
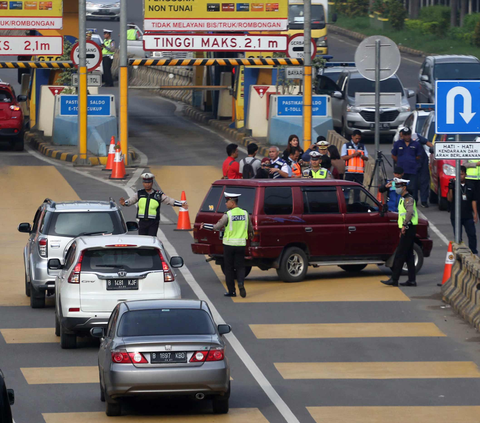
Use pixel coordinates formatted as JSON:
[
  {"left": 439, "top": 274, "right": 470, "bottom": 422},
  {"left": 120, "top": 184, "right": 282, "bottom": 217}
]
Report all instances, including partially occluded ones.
[
  {"left": 400, "top": 127, "right": 412, "bottom": 135},
  {"left": 224, "top": 192, "right": 241, "bottom": 200},
  {"left": 103, "top": 29, "right": 113, "bottom": 33},
  {"left": 393, "top": 165, "right": 404, "bottom": 174},
  {"left": 317, "top": 140, "right": 329, "bottom": 149},
  {"left": 394, "top": 177, "right": 410, "bottom": 186},
  {"left": 261, "top": 158, "right": 271, "bottom": 164},
  {"left": 128, "top": 23, "right": 136, "bottom": 27},
  {"left": 141, "top": 172, "right": 155, "bottom": 182}
]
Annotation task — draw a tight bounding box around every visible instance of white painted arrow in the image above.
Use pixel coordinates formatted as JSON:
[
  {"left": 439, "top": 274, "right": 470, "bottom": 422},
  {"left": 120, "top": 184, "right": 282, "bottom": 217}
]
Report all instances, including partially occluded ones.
[{"left": 446, "top": 86, "right": 476, "bottom": 124}]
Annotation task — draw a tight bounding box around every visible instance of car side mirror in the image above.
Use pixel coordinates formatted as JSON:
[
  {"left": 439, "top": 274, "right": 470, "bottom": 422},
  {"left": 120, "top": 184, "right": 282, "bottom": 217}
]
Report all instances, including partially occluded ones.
[
  {"left": 126, "top": 221, "right": 138, "bottom": 231},
  {"left": 407, "top": 89, "right": 415, "bottom": 98},
  {"left": 331, "top": 13, "right": 338, "bottom": 23},
  {"left": 48, "top": 259, "right": 63, "bottom": 270},
  {"left": 218, "top": 324, "right": 231, "bottom": 335},
  {"left": 7, "top": 389, "right": 14, "bottom": 406},
  {"left": 420, "top": 75, "right": 429, "bottom": 82},
  {"left": 90, "top": 327, "right": 105, "bottom": 338},
  {"left": 381, "top": 203, "right": 388, "bottom": 215},
  {"left": 17, "top": 95, "right": 27, "bottom": 102},
  {"left": 170, "top": 256, "right": 184, "bottom": 268},
  {"left": 18, "top": 222, "right": 31, "bottom": 233},
  {"left": 332, "top": 91, "right": 343, "bottom": 99}
]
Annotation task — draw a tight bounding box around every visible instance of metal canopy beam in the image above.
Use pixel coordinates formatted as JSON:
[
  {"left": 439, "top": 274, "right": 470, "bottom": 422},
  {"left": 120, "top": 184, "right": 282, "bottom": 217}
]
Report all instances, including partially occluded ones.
[{"left": 129, "top": 58, "right": 304, "bottom": 67}]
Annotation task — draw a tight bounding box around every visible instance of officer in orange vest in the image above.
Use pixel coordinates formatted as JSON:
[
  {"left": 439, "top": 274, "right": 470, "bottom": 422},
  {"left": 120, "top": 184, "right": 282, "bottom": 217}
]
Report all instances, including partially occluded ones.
[{"left": 341, "top": 130, "right": 369, "bottom": 185}]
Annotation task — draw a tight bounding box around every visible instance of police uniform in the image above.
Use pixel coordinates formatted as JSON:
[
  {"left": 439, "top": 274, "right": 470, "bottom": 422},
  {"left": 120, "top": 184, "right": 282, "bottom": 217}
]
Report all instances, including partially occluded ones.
[
  {"left": 102, "top": 29, "right": 115, "bottom": 87},
  {"left": 203, "top": 193, "right": 253, "bottom": 298},
  {"left": 127, "top": 24, "right": 138, "bottom": 41},
  {"left": 305, "top": 151, "right": 330, "bottom": 179},
  {"left": 122, "top": 173, "right": 184, "bottom": 236},
  {"left": 382, "top": 178, "right": 418, "bottom": 287}
]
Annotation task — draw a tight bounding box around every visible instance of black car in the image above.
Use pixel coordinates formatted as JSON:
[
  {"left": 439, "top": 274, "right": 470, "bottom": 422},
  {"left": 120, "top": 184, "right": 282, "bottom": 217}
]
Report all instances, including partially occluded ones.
[{"left": 0, "top": 370, "right": 14, "bottom": 423}]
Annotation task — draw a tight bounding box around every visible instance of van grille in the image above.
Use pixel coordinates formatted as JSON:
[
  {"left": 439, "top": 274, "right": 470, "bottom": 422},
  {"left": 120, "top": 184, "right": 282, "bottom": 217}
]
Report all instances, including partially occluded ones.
[{"left": 360, "top": 110, "right": 399, "bottom": 122}]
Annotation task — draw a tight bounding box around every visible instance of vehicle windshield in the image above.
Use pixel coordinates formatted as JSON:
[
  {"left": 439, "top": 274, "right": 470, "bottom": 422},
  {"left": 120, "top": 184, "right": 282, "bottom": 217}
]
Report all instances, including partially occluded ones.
[
  {"left": 347, "top": 77, "right": 403, "bottom": 97},
  {"left": 0, "top": 89, "right": 13, "bottom": 103},
  {"left": 288, "top": 4, "right": 325, "bottom": 29},
  {"left": 434, "top": 63, "right": 480, "bottom": 80},
  {"left": 118, "top": 309, "right": 216, "bottom": 337},
  {"left": 415, "top": 115, "right": 428, "bottom": 133},
  {"left": 44, "top": 211, "right": 124, "bottom": 237},
  {"left": 216, "top": 187, "right": 256, "bottom": 214},
  {"left": 82, "top": 248, "right": 162, "bottom": 272}
]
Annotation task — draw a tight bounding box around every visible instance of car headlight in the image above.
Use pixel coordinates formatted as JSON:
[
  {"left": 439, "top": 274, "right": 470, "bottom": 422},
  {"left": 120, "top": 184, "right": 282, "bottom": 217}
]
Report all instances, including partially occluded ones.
[
  {"left": 346, "top": 104, "right": 360, "bottom": 113},
  {"left": 443, "top": 163, "right": 456, "bottom": 176},
  {"left": 316, "top": 36, "right": 327, "bottom": 47},
  {"left": 400, "top": 105, "right": 411, "bottom": 112}
]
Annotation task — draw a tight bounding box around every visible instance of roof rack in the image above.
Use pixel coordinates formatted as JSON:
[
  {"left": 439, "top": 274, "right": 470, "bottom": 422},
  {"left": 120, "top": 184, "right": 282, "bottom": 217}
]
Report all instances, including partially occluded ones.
[
  {"left": 109, "top": 197, "right": 116, "bottom": 209},
  {"left": 43, "top": 198, "right": 56, "bottom": 208}
]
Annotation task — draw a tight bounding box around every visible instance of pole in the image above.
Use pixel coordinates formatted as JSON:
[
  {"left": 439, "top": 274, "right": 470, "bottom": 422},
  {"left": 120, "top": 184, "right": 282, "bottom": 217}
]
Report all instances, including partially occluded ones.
[
  {"left": 76, "top": 0, "right": 89, "bottom": 166},
  {"left": 455, "top": 134, "right": 461, "bottom": 244},
  {"left": 119, "top": 0, "right": 128, "bottom": 165},
  {"left": 303, "top": 0, "right": 312, "bottom": 150},
  {"left": 374, "top": 39, "right": 381, "bottom": 196}
]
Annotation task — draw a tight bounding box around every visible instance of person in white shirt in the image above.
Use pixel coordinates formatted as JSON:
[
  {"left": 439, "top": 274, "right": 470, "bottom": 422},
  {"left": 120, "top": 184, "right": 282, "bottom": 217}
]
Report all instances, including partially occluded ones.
[{"left": 268, "top": 146, "right": 291, "bottom": 178}]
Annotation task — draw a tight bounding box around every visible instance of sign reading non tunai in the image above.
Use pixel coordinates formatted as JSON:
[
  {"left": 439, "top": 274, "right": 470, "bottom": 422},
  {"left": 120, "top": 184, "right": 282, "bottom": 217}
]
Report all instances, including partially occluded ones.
[
  {"left": 59, "top": 95, "right": 112, "bottom": 116},
  {"left": 0, "top": 0, "right": 63, "bottom": 29},
  {"left": 277, "top": 95, "right": 328, "bottom": 117},
  {"left": 434, "top": 142, "right": 480, "bottom": 159},
  {"left": 0, "top": 36, "right": 63, "bottom": 55}
]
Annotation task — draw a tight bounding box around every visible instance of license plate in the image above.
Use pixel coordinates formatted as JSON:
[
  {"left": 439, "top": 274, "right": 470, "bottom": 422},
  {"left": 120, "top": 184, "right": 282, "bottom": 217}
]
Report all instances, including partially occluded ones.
[
  {"left": 370, "top": 123, "right": 391, "bottom": 129},
  {"left": 151, "top": 351, "right": 187, "bottom": 363},
  {"left": 106, "top": 279, "right": 138, "bottom": 290}
]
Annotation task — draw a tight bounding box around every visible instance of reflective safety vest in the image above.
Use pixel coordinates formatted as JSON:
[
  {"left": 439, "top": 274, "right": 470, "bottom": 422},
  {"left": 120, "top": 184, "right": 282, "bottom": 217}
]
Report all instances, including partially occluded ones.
[
  {"left": 345, "top": 141, "right": 366, "bottom": 174},
  {"left": 137, "top": 189, "right": 162, "bottom": 220},
  {"left": 127, "top": 29, "right": 137, "bottom": 40},
  {"left": 465, "top": 160, "right": 480, "bottom": 180},
  {"left": 102, "top": 39, "right": 114, "bottom": 56},
  {"left": 223, "top": 207, "right": 249, "bottom": 247},
  {"left": 311, "top": 168, "right": 328, "bottom": 179},
  {"left": 398, "top": 195, "right": 418, "bottom": 228},
  {"left": 291, "top": 162, "right": 301, "bottom": 177}
]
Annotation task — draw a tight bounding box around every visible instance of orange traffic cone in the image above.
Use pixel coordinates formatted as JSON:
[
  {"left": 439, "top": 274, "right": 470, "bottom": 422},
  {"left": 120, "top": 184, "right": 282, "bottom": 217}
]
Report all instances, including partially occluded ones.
[
  {"left": 109, "top": 145, "right": 127, "bottom": 180},
  {"left": 440, "top": 241, "right": 454, "bottom": 286},
  {"left": 103, "top": 136, "right": 116, "bottom": 171},
  {"left": 174, "top": 191, "right": 192, "bottom": 231}
]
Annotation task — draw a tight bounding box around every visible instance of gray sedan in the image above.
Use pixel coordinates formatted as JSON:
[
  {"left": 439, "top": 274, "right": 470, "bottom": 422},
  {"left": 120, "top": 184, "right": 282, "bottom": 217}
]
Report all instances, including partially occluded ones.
[
  {"left": 86, "top": 0, "right": 120, "bottom": 20},
  {"left": 92, "top": 299, "right": 231, "bottom": 416}
]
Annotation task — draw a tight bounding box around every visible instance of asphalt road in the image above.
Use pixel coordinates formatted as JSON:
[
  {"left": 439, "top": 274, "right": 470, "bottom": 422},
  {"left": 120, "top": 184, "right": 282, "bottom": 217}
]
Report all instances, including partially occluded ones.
[{"left": 2, "top": 32, "right": 480, "bottom": 423}]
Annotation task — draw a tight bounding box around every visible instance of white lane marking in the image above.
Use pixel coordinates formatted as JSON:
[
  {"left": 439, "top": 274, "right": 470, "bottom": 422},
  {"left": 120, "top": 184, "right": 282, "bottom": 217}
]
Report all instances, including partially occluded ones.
[{"left": 418, "top": 210, "right": 449, "bottom": 246}]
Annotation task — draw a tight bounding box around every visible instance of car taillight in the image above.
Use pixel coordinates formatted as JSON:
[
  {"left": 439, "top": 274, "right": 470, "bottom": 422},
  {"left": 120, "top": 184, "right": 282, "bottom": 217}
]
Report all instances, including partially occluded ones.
[
  {"left": 190, "top": 351, "right": 208, "bottom": 362},
  {"left": 158, "top": 250, "right": 174, "bottom": 282},
  {"left": 38, "top": 237, "right": 48, "bottom": 258},
  {"left": 193, "top": 227, "right": 198, "bottom": 243},
  {"left": 68, "top": 252, "right": 84, "bottom": 284},
  {"left": 111, "top": 351, "right": 148, "bottom": 364},
  {"left": 9, "top": 105, "right": 20, "bottom": 111},
  {"left": 190, "top": 349, "right": 224, "bottom": 362},
  {"left": 129, "top": 352, "right": 148, "bottom": 363},
  {"left": 252, "top": 230, "right": 260, "bottom": 247}
]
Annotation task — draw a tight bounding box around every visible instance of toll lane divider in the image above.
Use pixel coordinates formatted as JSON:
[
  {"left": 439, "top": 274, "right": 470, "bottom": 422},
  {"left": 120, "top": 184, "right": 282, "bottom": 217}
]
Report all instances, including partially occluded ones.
[
  {"left": 0, "top": 61, "right": 74, "bottom": 69},
  {"left": 442, "top": 243, "right": 480, "bottom": 329}
]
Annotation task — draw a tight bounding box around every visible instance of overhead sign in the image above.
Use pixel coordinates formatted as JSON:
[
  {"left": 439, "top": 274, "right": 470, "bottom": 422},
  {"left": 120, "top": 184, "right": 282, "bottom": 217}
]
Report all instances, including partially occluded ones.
[
  {"left": 0, "top": 0, "right": 63, "bottom": 29},
  {"left": 355, "top": 35, "right": 400, "bottom": 82},
  {"left": 277, "top": 95, "right": 328, "bottom": 117},
  {"left": 59, "top": 95, "right": 112, "bottom": 116},
  {"left": 435, "top": 142, "right": 480, "bottom": 159},
  {"left": 436, "top": 81, "right": 480, "bottom": 134},
  {"left": 143, "top": 0, "right": 288, "bottom": 32},
  {"left": 287, "top": 34, "right": 316, "bottom": 60},
  {"left": 48, "top": 86, "right": 64, "bottom": 96},
  {"left": 70, "top": 41, "right": 102, "bottom": 72},
  {"left": 143, "top": 34, "right": 287, "bottom": 52},
  {"left": 286, "top": 67, "right": 303, "bottom": 80},
  {"left": 71, "top": 73, "right": 102, "bottom": 87},
  {"left": 0, "top": 36, "right": 62, "bottom": 55}
]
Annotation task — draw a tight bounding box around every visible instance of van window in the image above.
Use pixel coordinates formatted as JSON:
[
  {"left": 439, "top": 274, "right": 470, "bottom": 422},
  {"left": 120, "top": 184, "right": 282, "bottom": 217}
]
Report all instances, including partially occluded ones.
[
  {"left": 303, "top": 187, "right": 339, "bottom": 214},
  {"left": 200, "top": 186, "right": 223, "bottom": 212},
  {"left": 218, "top": 187, "right": 256, "bottom": 214},
  {"left": 342, "top": 187, "right": 379, "bottom": 213},
  {"left": 264, "top": 187, "right": 293, "bottom": 215},
  {"left": 82, "top": 248, "right": 162, "bottom": 272}
]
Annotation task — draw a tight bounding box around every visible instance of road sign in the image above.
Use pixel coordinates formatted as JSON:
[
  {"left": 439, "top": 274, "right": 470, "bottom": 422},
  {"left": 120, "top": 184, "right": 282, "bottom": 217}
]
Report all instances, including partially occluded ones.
[
  {"left": 287, "top": 34, "right": 316, "bottom": 60},
  {"left": 286, "top": 67, "right": 303, "bottom": 80},
  {"left": 0, "top": 0, "right": 63, "bottom": 29},
  {"left": 254, "top": 86, "right": 269, "bottom": 98},
  {"left": 355, "top": 35, "right": 400, "bottom": 82},
  {"left": 71, "top": 73, "right": 102, "bottom": 87},
  {"left": 0, "top": 36, "right": 63, "bottom": 56},
  {"left": 59, "top": 95, "right": 112, "bottom": 116},
  {"left": 143, "top": 34, "right": 287, "bottom": 52},
  {"left": 48, "top": 86, "right": 65, "bottom": 96},
  {"left": 144, "top": 0, "right": 288, "bottom": 32},
  {"left": 70, "top": 41, "right": 102, "bottom": 72},
  {"left": 435, "top": 81, "right": 480, "bottom": 134},
  {"left": 277, "top": 95, "right": 328, "bottom": 117},
  {"left": 435, "top": 141, "right": 480, "bottom": 159}
]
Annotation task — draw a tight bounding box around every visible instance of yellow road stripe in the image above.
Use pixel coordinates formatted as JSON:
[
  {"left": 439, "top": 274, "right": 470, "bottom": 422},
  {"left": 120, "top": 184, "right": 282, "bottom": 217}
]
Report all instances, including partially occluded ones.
[
  {"left": 275, "top": 362, "right": 480, "bottom": 379},
  {"left": 250, "top": 323, "right": 446, "bottom": 339},
  {"left": 1, "top": 328, "right": 58, "bottom": 343},
  {"left": 43, "top": 408, "right": 269, "bottom": 422},
  {"left": 22, "top": 367, "right": 98, "bottom": 384},
  {"left": 307, "top": 406, "right": 480, "bottom": 423}
]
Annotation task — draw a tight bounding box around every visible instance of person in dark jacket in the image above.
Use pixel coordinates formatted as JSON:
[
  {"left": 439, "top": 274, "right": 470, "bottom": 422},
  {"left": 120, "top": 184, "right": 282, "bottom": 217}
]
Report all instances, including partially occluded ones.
[{"left": 255, "top": 158, "right": 272, "bottom": 179}]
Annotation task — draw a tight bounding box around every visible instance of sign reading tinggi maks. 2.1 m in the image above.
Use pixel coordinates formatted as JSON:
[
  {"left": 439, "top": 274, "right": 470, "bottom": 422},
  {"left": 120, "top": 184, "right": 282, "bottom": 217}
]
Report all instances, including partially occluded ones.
[
  {"left": 0, "top": 0, "right": 63, "bottom": 30},
  {"left": 144, "top": 0, "right": 288, "bottom": 31}
]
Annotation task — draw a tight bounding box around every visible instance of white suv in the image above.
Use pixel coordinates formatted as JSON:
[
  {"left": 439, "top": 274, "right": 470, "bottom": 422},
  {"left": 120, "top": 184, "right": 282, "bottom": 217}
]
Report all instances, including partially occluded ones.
[{"left": 50, "top": 235, "right": 183, "bottom": 349}]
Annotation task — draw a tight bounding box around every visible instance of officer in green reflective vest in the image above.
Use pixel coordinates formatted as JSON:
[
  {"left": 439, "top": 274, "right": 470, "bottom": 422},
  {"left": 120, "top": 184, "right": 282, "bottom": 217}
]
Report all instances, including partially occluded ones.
[
  {"left": 304, "top": 151, "right": 331, "bottom": 179},
  {"left": 464, "top": 159, "right": 480, "bottom": 203},
  {"left": 200, "top": 192, "right": 253, "bottom": 298},
  {"left": 120, "top": 173, "right": 187, "bottom": 236},
  {"left": 101, "top": 29, "right": 115, "bottom": 87},
  {"left": 127, "top": 24, "right": 139, "bottom": 41},
  {"left": 382, "top": 178, "right": 418, "bottom": 287}
]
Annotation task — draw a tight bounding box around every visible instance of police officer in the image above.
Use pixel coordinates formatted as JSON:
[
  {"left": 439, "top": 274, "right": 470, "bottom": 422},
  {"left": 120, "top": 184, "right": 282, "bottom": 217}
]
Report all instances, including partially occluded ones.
[
  {"left": 381, "top": 178, "right": 418, "bottom": 287},
  {"left": 127, "top": 23, "right": 140, "bottom": 41},
  {"left": 101, "top": 29, "right": 115, "bottom": 87},
  {"left": 378, "top": 166, "right": 404, "bottom": 213},
  {"left": 305, "top": 151, "right": 331, "bottom": 179},
  {"left": 200, "top": 193, "right": 253, "bottom": 298},
  {"left": 119, "top": 173, "right": 187, "bottom": 236}
]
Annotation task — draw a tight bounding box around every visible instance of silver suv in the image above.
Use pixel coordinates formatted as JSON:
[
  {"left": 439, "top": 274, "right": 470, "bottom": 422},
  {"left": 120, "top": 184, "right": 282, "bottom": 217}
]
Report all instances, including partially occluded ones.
[{"left": 18, "top": 199, "right": 137, "bottom": 309}]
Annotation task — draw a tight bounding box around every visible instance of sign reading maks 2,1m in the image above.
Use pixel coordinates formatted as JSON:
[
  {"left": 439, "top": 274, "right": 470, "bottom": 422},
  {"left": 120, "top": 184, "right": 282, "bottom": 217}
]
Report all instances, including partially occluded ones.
[
  {"left": 0, "top": 0, "right": 63, "bottom": 29},
  {"left": 277, "top": 96, "right": 328, "bottom": 117},
  {"left": 144, "top": 0, "right": 288, "bottom": 31},
  {"left": 59, "top": 95, "right": 113, "bottom": 117}
]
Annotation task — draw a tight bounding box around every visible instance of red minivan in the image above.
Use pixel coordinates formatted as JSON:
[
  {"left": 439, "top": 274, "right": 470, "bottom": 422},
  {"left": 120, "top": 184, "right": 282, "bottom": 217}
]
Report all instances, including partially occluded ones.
[{"left": 192, "top": 179, "right": 433, "bottom": 282}]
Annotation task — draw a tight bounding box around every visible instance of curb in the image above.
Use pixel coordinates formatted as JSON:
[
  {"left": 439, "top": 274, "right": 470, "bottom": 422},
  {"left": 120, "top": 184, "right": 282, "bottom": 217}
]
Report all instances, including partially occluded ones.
[{"left": 26, "top": 132, "right": 137, "bottom": 165}]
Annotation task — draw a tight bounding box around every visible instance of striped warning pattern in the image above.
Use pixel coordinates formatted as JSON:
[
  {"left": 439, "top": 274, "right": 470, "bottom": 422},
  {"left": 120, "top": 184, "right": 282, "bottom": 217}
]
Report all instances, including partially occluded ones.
[
  {"left": 129, "top": 58, "right": 303, "bottom": 67},
  {"left": 0, "top": 61, "right": 73, "bottom": 69}
]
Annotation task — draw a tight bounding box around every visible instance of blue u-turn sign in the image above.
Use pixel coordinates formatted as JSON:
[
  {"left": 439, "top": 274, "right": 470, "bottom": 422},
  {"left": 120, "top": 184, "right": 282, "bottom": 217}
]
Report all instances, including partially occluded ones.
[{"left": 435, "top": 81, "right": 480, "bottom": 134}]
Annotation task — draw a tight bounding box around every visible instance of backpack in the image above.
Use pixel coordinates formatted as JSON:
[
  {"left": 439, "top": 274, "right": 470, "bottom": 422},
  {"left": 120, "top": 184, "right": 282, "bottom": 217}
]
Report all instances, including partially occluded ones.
[{"left": 242, "top": 158, "right": 259, "bottom": 179}]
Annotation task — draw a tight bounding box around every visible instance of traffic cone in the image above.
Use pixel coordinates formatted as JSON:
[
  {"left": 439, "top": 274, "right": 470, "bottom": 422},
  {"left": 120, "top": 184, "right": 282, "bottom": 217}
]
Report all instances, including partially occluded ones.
[
  {"left": 174, "top": 191, "right": 192, "bottom": 231},
  {"left": 103, "top": 136, "right": 116, "bottom": 171},
  {"left": 439, "top": 241, "right": 455, "bottom": 286},
  {"left": 109, "top": 145, "right": 127, "bottom": 180}
]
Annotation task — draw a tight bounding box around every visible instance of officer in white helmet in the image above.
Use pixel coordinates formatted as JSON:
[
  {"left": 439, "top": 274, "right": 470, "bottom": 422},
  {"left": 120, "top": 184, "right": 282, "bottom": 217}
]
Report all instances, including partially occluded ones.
[{"left": 120, "top": 173, "right": 187, "bottom": 236}]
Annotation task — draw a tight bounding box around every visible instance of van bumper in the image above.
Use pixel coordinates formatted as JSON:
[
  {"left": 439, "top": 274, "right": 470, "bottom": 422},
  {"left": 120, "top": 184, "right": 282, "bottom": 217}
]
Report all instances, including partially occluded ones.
[{"left": 419, "top": 238, "right": 433, "bottom": 258}]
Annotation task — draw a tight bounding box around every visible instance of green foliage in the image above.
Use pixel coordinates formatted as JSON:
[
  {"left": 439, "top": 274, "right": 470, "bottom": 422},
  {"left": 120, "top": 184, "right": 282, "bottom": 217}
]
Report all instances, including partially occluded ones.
[
  {"left": 418, "top": 5, "right": 450, "bottom": 28},
  {"left": 474, "top": 21, "right": 480, "bottom": 47},
  {"left": 57, "top": 39, "right": 75, "bottom": 87},
  {"left": 463, "top": 13, "right": 480, "bottom": 32},
  {"left": 384, "top": 0, "right": 407, "bottom": 30},
  {"left": 370, "top": 0, "right": 386, "bottom": 15},
  {"left": 422, "top": 21, "right": 444, "bottom": 37},
  {"left": 405, "top": 19, "right": 423, "bottom": 31},
  {"left": 335, "top": 0, "right": 369, "bottom": 18}
]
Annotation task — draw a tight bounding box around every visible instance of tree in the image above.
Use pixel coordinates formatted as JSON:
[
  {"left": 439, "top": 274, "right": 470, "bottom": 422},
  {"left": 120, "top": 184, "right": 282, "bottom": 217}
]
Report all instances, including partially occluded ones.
[{"left": 451, "top": 0, "right": 457, "bottom": 27}]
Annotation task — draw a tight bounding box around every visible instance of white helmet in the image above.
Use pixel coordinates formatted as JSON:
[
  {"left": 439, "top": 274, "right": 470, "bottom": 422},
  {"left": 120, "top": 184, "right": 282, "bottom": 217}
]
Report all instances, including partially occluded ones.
[{"left": 141, "top": 172, "right": 155, "bottom": 181}]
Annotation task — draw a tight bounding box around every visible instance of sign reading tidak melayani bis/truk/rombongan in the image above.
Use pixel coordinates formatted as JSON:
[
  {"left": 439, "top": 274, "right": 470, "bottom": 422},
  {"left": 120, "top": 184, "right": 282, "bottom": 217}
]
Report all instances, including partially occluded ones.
[
  {"left": 143, "top": 0, "right": 288, "bottom": 32},
  {"left": 0, "top": 0, "right": 63, "bottom": 30}
]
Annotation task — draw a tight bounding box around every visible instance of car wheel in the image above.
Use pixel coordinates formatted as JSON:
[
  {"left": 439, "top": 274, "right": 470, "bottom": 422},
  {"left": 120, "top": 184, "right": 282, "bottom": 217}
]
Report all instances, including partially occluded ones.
[
  {"left": 55, "top": 312, "right": 60, "bottom": 337},
  {"left": 99, "top": 371, "right": 105, "bottom": 402},
  {"left": 338, "top": 264, "right": 367, "bottom": 272},
  {"left": 12, "top": 137, "right": 24, "bottom": 151},
  {"left": 220, "top": 264, "right": 252, "bottom": 278},
  {"left": 30, "top": 288, "right": 45, "bottom": 309},
  {"left": 60, "top": 323, "right": 77, "bottom": 349},
  {"left": 105, "top": 392, "right": 121, "bottom": 416},
  {"left": 212, "top": 382, "right": 230, "bottom": 414},
  {"left": 429, "top": 187, "right": 438, "bottom": 204},
  {"left": 25, "top": 270, "right": 30, "bottom": 297},
  {"left": 438, "top": 181, "right": 448, "bottom": 211},
  {"left": 276, "top": 247, "right": 308, "bottom": 282},
  {"left": 401, "top": 243, "right": 424, "bottom": 275}
]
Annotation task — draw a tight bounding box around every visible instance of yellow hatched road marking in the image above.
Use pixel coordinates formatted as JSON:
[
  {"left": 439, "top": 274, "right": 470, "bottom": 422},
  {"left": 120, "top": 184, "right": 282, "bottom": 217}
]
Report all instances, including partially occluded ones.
[
  {"left": 250, "top": 323, "right": 446, "bottom": 339},
  {"left": 1, "top": 328, "right": 58, "bottom": 343},
  {"left": 307, "top": 406, "right": 480, "bottom": 423},
  {"left": 43, "top": 408, "right": 269, "bottom": 422},
  {"left": 275, "top": 362, "right": 480, "bottom": 379},
  {"left": 22, "top": 367, "right": 98, "bottom": 384}
]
